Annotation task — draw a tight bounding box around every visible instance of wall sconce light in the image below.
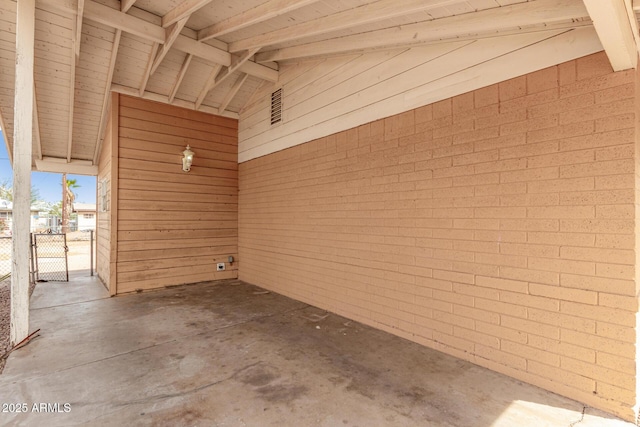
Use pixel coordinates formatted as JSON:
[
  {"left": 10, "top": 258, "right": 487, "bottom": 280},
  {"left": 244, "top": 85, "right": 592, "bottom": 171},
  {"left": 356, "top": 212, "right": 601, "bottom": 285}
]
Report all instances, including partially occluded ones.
[{"left": 182, "top": 145, "right": 194, "bottom": 172}]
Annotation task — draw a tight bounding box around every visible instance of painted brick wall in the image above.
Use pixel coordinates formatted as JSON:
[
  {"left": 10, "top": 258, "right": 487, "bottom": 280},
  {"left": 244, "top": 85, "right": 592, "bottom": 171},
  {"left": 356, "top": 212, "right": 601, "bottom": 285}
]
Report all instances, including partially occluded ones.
[{"left": 238, "top": 52, "right": 639, "bottom": 420}]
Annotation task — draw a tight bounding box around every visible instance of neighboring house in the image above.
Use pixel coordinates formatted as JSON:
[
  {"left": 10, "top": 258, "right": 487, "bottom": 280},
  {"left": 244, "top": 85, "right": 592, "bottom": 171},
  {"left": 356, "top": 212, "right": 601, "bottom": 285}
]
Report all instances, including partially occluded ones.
[
  {"left": 0, "top": 199, "right": 10, "bottom": 235},
  {"left": 73, "top": 203, "right": 96, "bottom": 231},
  {"left": 0, "top": 198, "right": 45, "bottom": 234}
]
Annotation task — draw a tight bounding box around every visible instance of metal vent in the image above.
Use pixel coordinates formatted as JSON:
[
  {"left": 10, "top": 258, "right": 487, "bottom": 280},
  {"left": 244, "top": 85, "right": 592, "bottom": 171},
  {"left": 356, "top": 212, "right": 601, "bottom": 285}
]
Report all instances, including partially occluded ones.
[{"left": 270, "top": 88, "right": 282, "bottom": 125}]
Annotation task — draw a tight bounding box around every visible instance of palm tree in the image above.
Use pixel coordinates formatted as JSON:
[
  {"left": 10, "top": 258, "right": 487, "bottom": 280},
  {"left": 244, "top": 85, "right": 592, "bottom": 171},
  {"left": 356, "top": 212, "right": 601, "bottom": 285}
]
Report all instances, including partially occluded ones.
[
  {"left": 0, "top": 179, "right": 41, "bottom": 204},
  {"left": 61, "top": 174, "right": 80, "bottom": 233}
]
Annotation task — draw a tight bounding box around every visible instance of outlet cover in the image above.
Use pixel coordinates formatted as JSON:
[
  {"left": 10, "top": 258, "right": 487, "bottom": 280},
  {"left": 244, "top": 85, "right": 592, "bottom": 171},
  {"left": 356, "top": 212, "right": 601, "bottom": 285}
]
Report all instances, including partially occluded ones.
[{"left": 216, "top": 263, "right": 225, "bottom": 271}]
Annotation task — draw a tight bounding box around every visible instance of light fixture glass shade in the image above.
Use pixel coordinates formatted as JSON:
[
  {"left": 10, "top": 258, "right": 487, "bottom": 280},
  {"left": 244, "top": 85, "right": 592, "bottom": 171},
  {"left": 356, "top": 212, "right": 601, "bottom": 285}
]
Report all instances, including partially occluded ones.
[{"left": 182, "top": 145, "right": 194, "bottom": 172}]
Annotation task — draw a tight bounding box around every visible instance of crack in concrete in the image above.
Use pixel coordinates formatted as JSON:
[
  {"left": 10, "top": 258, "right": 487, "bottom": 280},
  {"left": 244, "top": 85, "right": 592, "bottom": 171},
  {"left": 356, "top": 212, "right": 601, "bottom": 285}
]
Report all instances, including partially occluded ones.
[{"left": 569, "top": 406, "right": 587, "bottom": 427}]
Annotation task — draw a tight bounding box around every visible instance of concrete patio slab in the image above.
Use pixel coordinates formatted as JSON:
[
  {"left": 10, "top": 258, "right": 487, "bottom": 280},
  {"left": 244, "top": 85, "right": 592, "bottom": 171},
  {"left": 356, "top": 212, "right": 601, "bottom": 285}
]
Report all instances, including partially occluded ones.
[{"left": 0, "top": 278, "right": 634, "bottom": 426}]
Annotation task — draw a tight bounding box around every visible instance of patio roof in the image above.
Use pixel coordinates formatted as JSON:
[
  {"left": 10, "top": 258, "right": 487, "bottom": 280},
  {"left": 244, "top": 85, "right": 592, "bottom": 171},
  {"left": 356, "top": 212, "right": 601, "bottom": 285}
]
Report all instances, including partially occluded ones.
[{"left": 0, "top": 0, "right": 637, "bottom": 175}]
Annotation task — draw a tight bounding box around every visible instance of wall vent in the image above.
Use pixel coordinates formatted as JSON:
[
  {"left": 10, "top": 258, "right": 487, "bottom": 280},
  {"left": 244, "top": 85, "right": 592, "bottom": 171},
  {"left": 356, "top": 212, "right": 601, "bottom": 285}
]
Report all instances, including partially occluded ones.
[{"left": 270, "top": 88, "right": 282, "bottom": 125}]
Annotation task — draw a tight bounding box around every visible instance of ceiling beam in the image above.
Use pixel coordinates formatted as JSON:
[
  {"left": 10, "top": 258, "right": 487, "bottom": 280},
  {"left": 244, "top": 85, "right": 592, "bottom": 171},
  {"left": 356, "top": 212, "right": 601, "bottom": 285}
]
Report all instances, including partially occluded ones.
[
  {"left": 169, "top": 53, "right": 193, "bottom": 103},
  {"left": 255, "top": 0, "right": 590, "bottom": 62},
  {"left": 33, "top": 90, "right": 42, "bottom": 161},
  {"left": 195, "top": 48, "right": 259, "bottom": 109},
  {"left": 162, "top": 0, "right": 213, "bottom": 28},
  {"left": 236, "top": 58, "right": 277, "bottom": 82},
  {"left": 172, "top": 36, "right": 230, "bottom": 66},
  {"left": 35, "top": 157, "right": 98, "bottom": 175},
  {"left": 43, "top": 0, "right": 278, "bottom": 82},
  {"left": 93, "top": 0, "right": 133, "bottom": 163},
  {"left": 229, "top": 0, "right": 464, "bottom": 53},
  {"left": 214, "top": 48, "right": 260, "bottom": 89},
  {"left": 195, "top": 64, "right": 223, "bottom": 109},
  {"left": 121, "top": 0, "right": 137, "bottom": 12},
  {"left": 84, "top": 0, "right": 164, "bottom": 42},
  {"left": 93, "top": 29, "right": 122, "bottom": 164},
  {"left": 67, "top": 41, "right": 76, "bottom": 162},
  {"left": 219, "top": 73, "right": 248, "bottom": 113},
  {"left": 139, "top": 43, "right": 159, "bottom": 95},
  {"left": 75, "top": 0, "right": 85, "bottom": 61},
  {"left": 111, "top": 83, "right": 239, "bottom": 119},
  {"left": 582, "top": 0, "right": 638, "bottom": 70},
  {"left": 151, "top": 17, "right": 189, "bottom": 74},
  {"left": 198, "top": 0, "right": 319, "bottom": 41}
]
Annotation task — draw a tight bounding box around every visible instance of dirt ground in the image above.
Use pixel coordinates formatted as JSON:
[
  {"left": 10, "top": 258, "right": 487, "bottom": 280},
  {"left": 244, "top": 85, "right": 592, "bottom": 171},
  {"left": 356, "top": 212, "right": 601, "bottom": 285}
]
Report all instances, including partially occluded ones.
[{"left": 0, "top": 232, "right": 94, "bottom": 372}]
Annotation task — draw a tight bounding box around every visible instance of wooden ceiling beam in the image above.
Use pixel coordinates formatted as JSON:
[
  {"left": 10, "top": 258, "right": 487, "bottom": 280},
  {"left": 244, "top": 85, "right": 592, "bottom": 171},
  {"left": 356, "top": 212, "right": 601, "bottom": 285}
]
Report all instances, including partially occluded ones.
[
  {"left": 75, "top": 0, "right": 85, "bottom": 61},
  {"left": 39, "top": 0, "right": 278, "bottom": 82},
  {"left": 169, "top": 53, "right": 193, "bottom": 103},
  {"left": 92, "top": 0, "right": 134, "bottom": 164},
  {"left": 84, "top": 0, "right": 165, "bottom": 42},
  {"left": 582, "top": 0, "right": 638, "bottom": 70},
  {"left": 111, "top": 83, "right": 239, "bottom": 118},
  {"left": 93, "top": 29, "right": 122, "bottom": 164},
  {"left": 256, "top": 0, "right": 590, "bottom": 62},
  {"left": 198, "top": 0, "right": 319, "bottom": 41},
  {"left": 139, "top": 42, "right": 159, "bottom": 95},
  {"left": 195, "top": 48, "right": 259, "bottom": 109},
  {"left": 33, "top": 90, "right": 42, "bottom": 161},
  {"left": 151, "top": 17, "right": 189, "bottom": 75},
  {"left": 162, "top": 0, "right": 213, "bottom": 28},
  {"left": 214, "top": 48, "right": 260, "bottom": 89},
  {"left": 195, "top": 64, "right": 223, "bottom": 109},
  {"left": 67, "top": 43, "right": 76, "bottom": 162},
  {"left": 35, "top": 157, "right": 98, "bottom": 175},
  {"left": 121, "top": 0, "right": 137, "bottom": 12},
  {"left": 229, "top": 0, "right": 464, "bottom": 52},
  {"left": 219, "top": 73, "right": 248, "bottom": 113}
]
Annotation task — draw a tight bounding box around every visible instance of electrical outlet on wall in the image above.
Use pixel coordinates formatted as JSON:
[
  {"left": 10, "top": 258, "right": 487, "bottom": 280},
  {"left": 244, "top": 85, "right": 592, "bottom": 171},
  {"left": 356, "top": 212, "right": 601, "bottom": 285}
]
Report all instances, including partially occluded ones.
[{"left": 217, "top": 263, "right": 225, "bottom": 271}]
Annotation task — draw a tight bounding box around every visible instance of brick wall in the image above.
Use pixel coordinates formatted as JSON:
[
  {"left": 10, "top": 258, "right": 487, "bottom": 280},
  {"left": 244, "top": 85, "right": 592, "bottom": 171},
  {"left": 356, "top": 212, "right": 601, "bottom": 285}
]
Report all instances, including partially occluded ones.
[{"left": 238, "top": 52, "right": 639, "bottom": 420}]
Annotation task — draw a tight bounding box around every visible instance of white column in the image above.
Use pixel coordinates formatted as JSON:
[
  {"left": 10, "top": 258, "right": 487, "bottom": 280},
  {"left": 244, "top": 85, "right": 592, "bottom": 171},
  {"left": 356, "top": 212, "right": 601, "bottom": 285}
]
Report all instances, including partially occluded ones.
[{"left": 11, "top": 0, "right": 35, "bottom": 345}]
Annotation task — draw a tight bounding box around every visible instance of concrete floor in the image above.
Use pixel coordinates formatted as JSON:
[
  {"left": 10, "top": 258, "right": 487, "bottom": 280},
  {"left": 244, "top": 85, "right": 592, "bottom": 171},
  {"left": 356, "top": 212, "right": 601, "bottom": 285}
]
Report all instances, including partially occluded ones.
[{"left": 0, "top": 274, "right": 634, "bottom": 427}]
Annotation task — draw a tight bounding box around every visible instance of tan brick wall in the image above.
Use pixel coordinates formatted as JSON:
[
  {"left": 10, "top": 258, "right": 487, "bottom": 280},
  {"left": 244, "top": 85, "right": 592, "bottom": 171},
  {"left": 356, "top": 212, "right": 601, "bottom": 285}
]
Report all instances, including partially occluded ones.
[{"left": 238, "top": 52, "right": 639, "bottom": 421}]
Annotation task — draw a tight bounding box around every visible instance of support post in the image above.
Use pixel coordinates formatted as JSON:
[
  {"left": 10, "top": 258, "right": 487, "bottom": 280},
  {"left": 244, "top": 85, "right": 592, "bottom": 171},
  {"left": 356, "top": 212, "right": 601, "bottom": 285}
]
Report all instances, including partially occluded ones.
[
  {"left": 90, "top": 230, "right": 94, "bottom": 276},
  {"left": 11, "top": 0, "right": 35, "bottom": 345}
]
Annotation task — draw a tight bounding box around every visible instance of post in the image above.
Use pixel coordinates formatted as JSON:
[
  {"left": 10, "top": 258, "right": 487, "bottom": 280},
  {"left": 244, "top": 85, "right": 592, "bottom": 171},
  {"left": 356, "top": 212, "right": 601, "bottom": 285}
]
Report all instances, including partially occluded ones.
[
  {"left": 90, "top": 230, "right": 94, "bottom": 276},
  {"left": 11, "top": 0, "right": 35, "bottom": 345}
]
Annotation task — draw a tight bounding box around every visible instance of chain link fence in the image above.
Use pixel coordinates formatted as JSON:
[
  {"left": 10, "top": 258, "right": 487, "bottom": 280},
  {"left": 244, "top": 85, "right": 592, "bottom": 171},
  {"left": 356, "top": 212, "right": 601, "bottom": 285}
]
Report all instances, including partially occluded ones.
[
  {"left": 0, "top": 237, "right": 13, "bottom": 372},
  {"left": 0, "top": 237, "right": 9, "bottom": 285}
]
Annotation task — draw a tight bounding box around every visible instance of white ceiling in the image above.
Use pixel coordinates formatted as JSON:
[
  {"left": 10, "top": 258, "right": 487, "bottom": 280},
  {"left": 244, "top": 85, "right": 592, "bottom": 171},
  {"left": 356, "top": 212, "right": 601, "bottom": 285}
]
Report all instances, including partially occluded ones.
[{"left": 0, "top": 0, "right": 636, "bottom": 174}]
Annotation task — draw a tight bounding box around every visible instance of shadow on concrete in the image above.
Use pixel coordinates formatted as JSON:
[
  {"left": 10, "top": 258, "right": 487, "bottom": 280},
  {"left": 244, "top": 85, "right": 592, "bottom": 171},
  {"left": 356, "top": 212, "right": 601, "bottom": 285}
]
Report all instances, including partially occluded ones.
[{"left": 0, "top": 279, "right": 633, "bottom": 426}]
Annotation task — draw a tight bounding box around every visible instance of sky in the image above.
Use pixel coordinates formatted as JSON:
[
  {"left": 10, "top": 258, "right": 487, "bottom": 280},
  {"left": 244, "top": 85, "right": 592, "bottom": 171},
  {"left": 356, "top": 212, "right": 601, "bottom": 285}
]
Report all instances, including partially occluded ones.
[{"left": 0, "top": 129, "right": 96, "bottom": 205}]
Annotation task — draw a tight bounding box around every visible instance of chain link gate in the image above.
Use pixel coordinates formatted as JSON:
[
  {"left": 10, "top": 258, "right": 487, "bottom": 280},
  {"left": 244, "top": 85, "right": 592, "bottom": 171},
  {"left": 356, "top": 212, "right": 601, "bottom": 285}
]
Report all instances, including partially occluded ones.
[{"left": 32, "top": 233, "right": 69, "bottom": 282}]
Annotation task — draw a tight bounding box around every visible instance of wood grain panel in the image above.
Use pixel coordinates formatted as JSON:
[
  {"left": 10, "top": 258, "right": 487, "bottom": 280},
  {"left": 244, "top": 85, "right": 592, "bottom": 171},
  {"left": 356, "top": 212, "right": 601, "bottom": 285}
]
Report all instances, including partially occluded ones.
[{"left": 115, "top": 94, "right": 238, "bottom": 292}]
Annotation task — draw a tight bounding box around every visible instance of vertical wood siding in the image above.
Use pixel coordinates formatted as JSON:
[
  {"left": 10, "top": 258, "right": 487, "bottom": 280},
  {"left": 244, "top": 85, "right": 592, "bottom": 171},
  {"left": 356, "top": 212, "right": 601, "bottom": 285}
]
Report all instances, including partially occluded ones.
[
  {"left": 115, "top": 95, "right": 238, "bottom": 293},
  {"left": 96, "top": 109, "right": 112, "bottom": 289}
]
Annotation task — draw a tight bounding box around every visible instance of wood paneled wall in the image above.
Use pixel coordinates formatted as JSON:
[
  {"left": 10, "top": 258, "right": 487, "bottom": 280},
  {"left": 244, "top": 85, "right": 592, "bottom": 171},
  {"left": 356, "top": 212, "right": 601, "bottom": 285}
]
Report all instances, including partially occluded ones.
[
  {"left": 114, "top": 95, "right": 238, "bottom": 294},
  {"left": 96, "top": 94, "right": 115, "bottom": 292}
]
